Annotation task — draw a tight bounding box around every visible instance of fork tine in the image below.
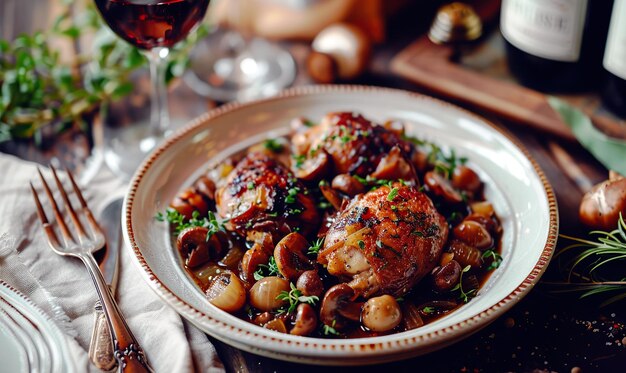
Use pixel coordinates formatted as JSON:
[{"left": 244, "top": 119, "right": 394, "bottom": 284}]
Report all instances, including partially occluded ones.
[
  {"left": 31, "top": 181, "right": 64, "bottom": 250},
  {"left": 65, "top": 167, "right": 102, "bottom": 236},
  {"left": 30, "top": 182, "right": 49, "bottom": 224},
  {"left": 50, "top": 165, "right": 89, "bottom": 239},
  {"left": 37, "top": 167, "right": 75, "bottom": 244}
]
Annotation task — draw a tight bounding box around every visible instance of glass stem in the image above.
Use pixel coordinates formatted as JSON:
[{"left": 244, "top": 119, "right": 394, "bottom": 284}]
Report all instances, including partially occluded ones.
[{"left": 145, "top": 48, "right": 170, "bottom": 138}]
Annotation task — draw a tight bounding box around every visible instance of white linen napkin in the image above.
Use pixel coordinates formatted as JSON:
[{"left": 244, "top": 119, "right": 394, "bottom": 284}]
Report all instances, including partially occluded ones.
[{"left": 0, "top": 153, "right": 225, "bottom": 373}]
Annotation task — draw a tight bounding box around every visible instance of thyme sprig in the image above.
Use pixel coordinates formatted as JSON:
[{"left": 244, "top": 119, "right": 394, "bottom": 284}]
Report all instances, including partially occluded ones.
[
  {"left": 253, "top": 256, "right": 279, "bottom": 281},
  {"left": 451, "top": 265, "right": 477, "bottom": 303},
  {"left": 307, "top": 237, "right": 325, "bottom": 255},
  {"left": 276, "top": 282, "right": 319, "bottom": 314},
  {"left": 322, "top": 320, "right": 340, "bottom": 336},
  {"left": 482, "top": 249, "right": 503, "bottom": 271}
]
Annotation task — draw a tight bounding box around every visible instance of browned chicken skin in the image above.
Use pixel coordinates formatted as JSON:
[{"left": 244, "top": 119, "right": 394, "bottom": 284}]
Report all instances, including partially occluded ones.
[
  {"left": 292, "top": 112, "right": 416, "bottom": 177},
  {"left": 215, "top": 152, "right": 320, "bottom": 238},
  {"left": 318, "top": 183, "right": 449, "bottom": 298}
]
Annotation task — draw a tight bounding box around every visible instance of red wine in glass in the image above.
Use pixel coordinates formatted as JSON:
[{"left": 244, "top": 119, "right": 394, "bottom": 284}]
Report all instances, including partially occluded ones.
[
  {"left": 94, "top": 0, "right": 210, "bottom": 180},
  {"left": 95, "top": 0, "right": 210, "bottom": 50}
]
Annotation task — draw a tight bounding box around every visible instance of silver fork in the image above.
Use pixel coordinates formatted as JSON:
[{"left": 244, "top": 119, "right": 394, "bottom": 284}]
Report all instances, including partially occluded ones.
[{"left": 31, "top": 166, "right": 153, "bottom": 373}]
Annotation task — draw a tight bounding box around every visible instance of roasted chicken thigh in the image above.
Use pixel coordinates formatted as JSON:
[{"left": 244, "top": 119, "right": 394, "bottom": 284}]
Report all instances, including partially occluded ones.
[
  {"left": 318, "top": 183, "right": 449, "bottom": 297},
  {"left": 215, "top": 152, "right": 320, "bottom": 237}
]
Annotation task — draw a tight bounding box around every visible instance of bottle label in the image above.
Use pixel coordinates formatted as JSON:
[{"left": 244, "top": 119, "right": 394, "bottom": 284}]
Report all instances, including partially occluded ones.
[
  {"left": 501, "top": 0, "right": 588, "bottom": 62},
  {"left": 604, "top": 0, "right": 626, "bottom": 80}
]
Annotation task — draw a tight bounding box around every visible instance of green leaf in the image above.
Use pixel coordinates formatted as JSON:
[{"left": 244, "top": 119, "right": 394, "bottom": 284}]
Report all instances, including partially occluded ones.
[
  {"left": 60, "top": 26, "right": 81, "bottom": 39},
  {"left": 548, "top": 97, "right": 626, "bottom": 175}
]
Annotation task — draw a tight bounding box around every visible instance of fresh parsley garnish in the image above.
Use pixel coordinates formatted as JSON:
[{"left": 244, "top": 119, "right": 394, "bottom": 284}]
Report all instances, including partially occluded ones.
[
  {"left": 155, "top": 208, "right": 225, "bottom": 238},
  {"left": 421, "top": 306, "right": 435, "bottom": 314},
  {"left": 403, "top": 135, "right": 467, "bottom": 179},
  {"left": 353, "top": 175, "right": 395, "bottom": 190}
]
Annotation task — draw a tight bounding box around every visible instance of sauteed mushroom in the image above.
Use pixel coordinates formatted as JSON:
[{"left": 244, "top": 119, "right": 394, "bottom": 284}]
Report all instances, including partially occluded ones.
[
  {"left": 274, "top": 233, "right": 315, "bottom": 282},
  {"left": 424, "top": 171, "right": 463, "bottom": 203},
  {"left": 331, "top": 174, "right": 365, "bottom": 196},
  {"left": 431, "top": 260, "right": 462, "bottom": 292},
  {"left": 290, "top": 303, "right": 318, "bottom": 336},
  {"left": 177, "top": 227, "right": 225, "bottom": 268},
  {"left": 319, "top": 284, "right": 358, "bottom": 330},
  {"left": 296, "top": 270, "right": 324, "bottom": 298},
  {"left": 361, "top": 295, "right": 402, "bottom": 332},
  {"left": 580, "top": 172, "right": 626, "bottom": 230}
]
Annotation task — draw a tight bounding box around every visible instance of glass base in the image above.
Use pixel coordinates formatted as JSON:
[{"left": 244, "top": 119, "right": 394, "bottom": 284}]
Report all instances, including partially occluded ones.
[
  {"left": 103, "top": 120, "right": 164, "bottom": 181},
  {"left": 184, "top": 29, "right": 296, "bottom": 102}
]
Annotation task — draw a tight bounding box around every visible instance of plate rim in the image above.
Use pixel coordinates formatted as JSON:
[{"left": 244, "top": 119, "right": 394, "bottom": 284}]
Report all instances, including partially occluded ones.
[
  {"left": 123, "top": 85, "right": 558, "bottom": 360},
  {"left": 0, "top": 280, "right": 76, "bottom": 372}
]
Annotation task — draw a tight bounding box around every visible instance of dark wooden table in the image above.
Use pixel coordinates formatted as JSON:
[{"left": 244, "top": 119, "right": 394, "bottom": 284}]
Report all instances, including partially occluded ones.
[
  {"left": 4, "top": 2, "right": 624, "bottom": 372},
  {"left": 205, "top": 3, "right": 626, "bottom": 373}
]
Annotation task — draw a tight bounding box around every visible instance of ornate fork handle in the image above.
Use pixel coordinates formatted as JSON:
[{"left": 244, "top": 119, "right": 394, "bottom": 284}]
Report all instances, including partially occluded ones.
[{"left": 80, "top": 252, "right": 153, "bottom": 373}]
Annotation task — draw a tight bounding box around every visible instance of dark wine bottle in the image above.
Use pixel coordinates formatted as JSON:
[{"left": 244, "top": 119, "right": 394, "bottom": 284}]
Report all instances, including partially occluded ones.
[
  {"left": 601, "top": 0, "right": 626, "bottom": 117},
  {"left": 501, "top": 0, "right": 613, "bottom": 93}
]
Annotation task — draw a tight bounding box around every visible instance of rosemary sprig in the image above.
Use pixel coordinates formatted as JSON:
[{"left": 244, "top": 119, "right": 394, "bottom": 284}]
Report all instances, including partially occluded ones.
[{"left": 545, "top": 214, "right": 626, "bottom": 307}]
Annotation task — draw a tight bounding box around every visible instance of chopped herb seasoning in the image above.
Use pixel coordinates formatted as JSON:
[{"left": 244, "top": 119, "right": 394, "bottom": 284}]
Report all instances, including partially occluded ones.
[
  {"left": 263, "top": 138, "right": 284, "bottom": 153},
  {"left": 387, "top": 187, "right": 399, "bottom": 201},
  {"left": 292, "top": 154, "right": 306, "bottom": 168},
  {"left": 285, "top": 187, "right": 300, "bottom": 204}
]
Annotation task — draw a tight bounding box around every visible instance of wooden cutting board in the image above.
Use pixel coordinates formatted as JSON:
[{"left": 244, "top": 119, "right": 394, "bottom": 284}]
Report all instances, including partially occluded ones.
[{"left": 390, "top": 2, "right": 625, "bottom": 141}]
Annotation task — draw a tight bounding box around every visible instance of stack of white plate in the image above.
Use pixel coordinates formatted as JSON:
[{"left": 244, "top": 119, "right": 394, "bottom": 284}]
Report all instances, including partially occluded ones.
[{"left": 0, "top": 281, "right": 75, "bottom": 373}]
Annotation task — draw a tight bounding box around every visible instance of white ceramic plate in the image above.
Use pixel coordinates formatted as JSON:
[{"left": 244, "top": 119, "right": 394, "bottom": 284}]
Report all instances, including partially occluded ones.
[
  {"left": 0, "top": 281, "right": 76, "bottom": 373},
  {"left": 123, "top": 86, "right": 558, "bottom": 365}
]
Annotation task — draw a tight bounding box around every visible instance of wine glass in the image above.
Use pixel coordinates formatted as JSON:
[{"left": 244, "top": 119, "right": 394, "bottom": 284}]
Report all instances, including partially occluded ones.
[
  {"left": 184, "top": 0, "right": 296, "bottom": 102},
  {"left": 94, "top": 0, "right": 210, "bottom": 179}
]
